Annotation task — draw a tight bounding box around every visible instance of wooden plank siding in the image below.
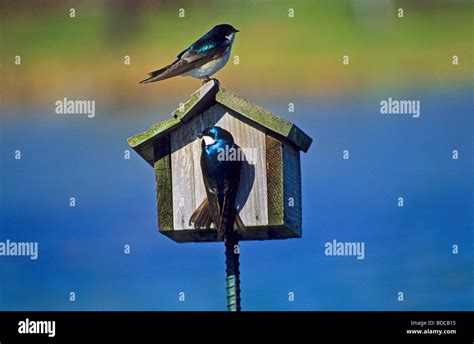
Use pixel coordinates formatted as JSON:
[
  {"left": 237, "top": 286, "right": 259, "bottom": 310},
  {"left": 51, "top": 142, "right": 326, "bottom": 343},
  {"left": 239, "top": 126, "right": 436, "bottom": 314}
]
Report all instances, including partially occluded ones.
[
  {"left": 154, "top": 152, "right": 173, "bottom": 232},
  {"left": 282, "top": 142, "right": 302, "bottom": 236},
  {"left": 170, "top": 103, "right": 268, "bottom": 231},
  {"left": 265, "top": 135, "right": 284, "bottom": 226}
]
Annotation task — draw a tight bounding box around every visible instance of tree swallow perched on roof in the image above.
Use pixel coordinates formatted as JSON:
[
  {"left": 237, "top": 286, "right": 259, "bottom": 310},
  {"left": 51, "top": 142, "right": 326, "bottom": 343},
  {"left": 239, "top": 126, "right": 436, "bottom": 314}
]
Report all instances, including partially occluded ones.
[
  {"left": 140, "top": 24, "right": 239, "bottom": 84},
  {"left": 189, "top": 126, "right": 245, "bottom": 241}
]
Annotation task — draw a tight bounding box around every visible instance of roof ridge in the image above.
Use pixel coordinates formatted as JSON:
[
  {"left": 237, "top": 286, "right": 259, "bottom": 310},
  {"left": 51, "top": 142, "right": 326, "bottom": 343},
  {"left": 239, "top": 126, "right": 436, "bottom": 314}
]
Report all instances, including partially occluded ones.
[{"left": 128, "top": 82, "right": 312, "bottom": 165}]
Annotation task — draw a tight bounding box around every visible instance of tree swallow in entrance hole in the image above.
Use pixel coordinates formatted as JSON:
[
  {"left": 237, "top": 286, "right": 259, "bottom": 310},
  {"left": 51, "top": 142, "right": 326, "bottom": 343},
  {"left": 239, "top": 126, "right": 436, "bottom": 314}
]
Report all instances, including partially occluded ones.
[
  {"left": 140, "top": 24, "right": 239, "bottom": 84},
  {"left": 189, "top": 126, "right": 245, "bottom": 241}
]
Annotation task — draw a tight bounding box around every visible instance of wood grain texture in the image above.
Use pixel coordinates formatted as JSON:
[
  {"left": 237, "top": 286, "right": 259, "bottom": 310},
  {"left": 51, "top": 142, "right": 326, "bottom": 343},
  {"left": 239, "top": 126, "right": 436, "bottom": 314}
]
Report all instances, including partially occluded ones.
[
  {"left": 154, "top": 152, "right": 174, "bottom": 231},
  {"left": 266, "top": 135, "right": 284, "bottom": 226},
  {"left": 173, "top": 80, "right": 218, "bottom": 119},
  {"left": 283, "top": 142, "right": 302, "bottom": 236},
  {"left": 170, "top": 103, "right": 268, "bottom": 231},
  {"left": 216, "top": 87, "right": 312, "bottom": 152}
]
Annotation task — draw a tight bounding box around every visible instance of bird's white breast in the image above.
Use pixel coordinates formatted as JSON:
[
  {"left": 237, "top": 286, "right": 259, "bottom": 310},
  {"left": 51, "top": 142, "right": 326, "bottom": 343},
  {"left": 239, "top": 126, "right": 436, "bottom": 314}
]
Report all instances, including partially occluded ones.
[{"left": 185, "top": 47, "right": 232, "bottom": 79}]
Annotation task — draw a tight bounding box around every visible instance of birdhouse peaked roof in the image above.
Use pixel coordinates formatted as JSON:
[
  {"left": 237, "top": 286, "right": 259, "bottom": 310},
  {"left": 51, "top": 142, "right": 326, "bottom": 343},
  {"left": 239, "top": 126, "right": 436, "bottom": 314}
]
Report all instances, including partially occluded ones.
[{"left": 128, "top": 80, "right": 313, "bottom": 165}]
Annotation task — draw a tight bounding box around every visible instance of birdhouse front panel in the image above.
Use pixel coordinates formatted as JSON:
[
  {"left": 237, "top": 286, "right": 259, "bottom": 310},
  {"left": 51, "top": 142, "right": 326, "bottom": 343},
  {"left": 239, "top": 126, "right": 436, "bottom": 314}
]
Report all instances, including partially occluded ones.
[{"left": 170, "top": 103, "right": 269, "bottom": 233}]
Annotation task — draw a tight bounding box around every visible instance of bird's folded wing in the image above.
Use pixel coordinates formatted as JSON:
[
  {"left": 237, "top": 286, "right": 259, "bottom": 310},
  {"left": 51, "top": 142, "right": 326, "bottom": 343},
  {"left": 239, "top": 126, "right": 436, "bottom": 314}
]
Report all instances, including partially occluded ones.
[
  {"left": 178, "top": 32, "right": 221, "bottom": 59},
  {"left": 144, "top": 45, "right": 227, "bottom": 83}
]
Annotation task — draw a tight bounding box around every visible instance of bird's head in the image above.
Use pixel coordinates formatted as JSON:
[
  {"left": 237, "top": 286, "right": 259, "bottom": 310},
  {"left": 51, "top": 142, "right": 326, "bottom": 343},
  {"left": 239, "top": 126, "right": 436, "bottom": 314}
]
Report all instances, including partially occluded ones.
[
  {"left": 198, "top": 126, "right": 234, "bottom": 146},
  {"left": 212, "top": 24, "right": 239, "bottom": 42}
]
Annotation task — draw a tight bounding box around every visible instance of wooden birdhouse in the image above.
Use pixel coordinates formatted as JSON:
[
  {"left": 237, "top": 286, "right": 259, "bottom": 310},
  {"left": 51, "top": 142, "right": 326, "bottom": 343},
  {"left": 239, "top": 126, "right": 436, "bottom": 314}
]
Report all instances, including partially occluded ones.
[{"left": 128, "top": 81, "right": 312, "bottom": 242}]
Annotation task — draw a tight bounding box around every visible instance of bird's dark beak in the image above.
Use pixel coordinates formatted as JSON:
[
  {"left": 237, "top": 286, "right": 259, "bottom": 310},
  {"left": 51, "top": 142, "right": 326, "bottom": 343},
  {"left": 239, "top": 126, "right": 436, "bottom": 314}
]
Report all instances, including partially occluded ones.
[{"left": 235, "top": 29, "right": 240, "bottom": 32}]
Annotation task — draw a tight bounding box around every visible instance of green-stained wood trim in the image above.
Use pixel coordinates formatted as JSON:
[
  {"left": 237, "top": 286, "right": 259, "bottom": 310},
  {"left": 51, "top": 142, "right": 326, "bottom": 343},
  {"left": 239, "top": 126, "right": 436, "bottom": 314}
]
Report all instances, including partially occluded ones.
[
  {"left": 282, "top": 143, "right": 302, "bottom": 237},
  {"left": 266, "top": 135, "right": 284, "bottom": 226},
  {"left": 155, "top": 152, "right": 173, "bottom": 232},
  {"left": 128, "top": 117, "right": 180, "bottom": 166},
  {"left": 217, "top": 88, "right": 292, "bottom": 135},
  {"left": 216, "top": 87, "right": 312, "bottom": 152},
  {"left": 128, "top": 117, "right": 180, "bottom": 148},
  {"left": 173, "top": 80, "right": 218, "bottom": 120}
]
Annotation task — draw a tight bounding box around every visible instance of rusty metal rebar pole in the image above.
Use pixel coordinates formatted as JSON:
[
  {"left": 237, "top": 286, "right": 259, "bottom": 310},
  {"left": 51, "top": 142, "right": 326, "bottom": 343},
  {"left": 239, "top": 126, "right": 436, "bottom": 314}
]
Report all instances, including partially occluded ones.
[{"left": 225, "top": 234, "right": 241, "bottom": 311}]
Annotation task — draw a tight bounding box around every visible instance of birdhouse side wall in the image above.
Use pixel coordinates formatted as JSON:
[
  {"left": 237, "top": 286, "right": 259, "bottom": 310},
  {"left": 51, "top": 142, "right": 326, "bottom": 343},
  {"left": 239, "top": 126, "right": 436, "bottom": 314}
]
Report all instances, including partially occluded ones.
[
  {"left": 154, "top": 151, "right": 174, "bottom": 232},
  {"left": 283, "top": 143, "right": 302, "bottom": 236},
  {"left": 265, "top": 135, "right": 284, "bottom": 226},
  {"left": 151, "top": 134, "right": 175, "bottom": 232}
]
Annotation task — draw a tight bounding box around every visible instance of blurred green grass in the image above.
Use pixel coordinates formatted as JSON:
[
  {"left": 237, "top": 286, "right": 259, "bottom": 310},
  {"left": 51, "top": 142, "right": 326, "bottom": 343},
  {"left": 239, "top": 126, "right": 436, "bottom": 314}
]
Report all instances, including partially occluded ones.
[{"left": 1, "top": 0, "right": 472, "bottom": 105}]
